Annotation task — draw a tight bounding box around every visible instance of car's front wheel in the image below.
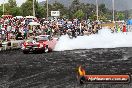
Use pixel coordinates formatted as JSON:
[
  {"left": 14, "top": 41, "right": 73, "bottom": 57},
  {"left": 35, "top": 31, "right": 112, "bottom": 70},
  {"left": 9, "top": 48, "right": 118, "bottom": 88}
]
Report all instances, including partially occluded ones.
[{"left": 44, "top": 46, "right": 49, "bottom": 53}]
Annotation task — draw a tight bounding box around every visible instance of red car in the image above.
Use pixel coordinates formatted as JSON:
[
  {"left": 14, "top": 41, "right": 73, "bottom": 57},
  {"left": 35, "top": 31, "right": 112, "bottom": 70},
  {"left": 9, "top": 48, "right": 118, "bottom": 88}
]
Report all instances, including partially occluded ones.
[{"left": 21, "top": 35, "right": 57, "bottom": 54}]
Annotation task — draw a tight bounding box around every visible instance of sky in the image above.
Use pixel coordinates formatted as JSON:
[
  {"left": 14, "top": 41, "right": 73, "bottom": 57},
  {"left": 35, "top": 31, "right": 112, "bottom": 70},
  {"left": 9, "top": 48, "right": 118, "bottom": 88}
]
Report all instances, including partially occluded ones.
[{"left": 0, "top": 0, "right": 46, "bottom": 6}]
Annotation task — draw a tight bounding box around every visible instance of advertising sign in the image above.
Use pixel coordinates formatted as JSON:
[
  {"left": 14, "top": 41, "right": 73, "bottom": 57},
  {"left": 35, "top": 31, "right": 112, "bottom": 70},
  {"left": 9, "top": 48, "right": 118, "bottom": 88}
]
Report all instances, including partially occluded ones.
[{"left": 51, "top": 11, "right": 60, "bottom": 17}]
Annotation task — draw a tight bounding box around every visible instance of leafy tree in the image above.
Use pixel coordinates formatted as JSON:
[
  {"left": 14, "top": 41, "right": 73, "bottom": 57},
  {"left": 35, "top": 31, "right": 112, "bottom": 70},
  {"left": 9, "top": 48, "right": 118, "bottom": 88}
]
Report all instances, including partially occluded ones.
[
  {"left": 34, "top": 0, "right": 41, "bottom": 18},
  {"left": 21, "top": 0, "right": 41, "bottom": 17},
  {"left": 8, "top": 0, "right": 20, "bottom": 16},
  {"left": 69, "top": 0, "right": 80, "bottom": 18},
  {"left": 99, "top": 4, "right": 107, "bottom": 13},
  {"left": 123, "top": 10, "right": 129, "bottom": 19},
  {"left": 21, "top": 1, "right": 33, "bottom": 16},
  {"left": 10, "top": 7, "right": 22, "bottom": 16},
  {"left": 0, "top": 1, "right": 21, "bottom": 16},
  {"left": 73, "top": 10, "right": 85, "bottom": 19},
  {"left": 3, "top": 3, "right": 10, "bottom": 15},
  {"left": 98, "top": 4, "right": 107, "bottom": 20},
  {"left": 89, "top": 14, "right": 97, "bottom": 20},
  {"left": 8, "top": 0, "right": 17, "bottom": 8},
  {"left": 116, "top": 12, "right": 125, "bottom": 20},
  {"left": 43, "top": 3, "right": 53, "bottom": 18},
  {"left": 71, "top": 0, "right": 80, "bottom": 9},
  {"left": 0, "top": 0, "right": 126, "bottom": 21},
  {"left": 36, "top": 5, "right": 45, "bottom": 18},
  {"left": 51, "top": 1, "right": 68, "bottom": 17},
  {"left": 0, "top": 6, "right": 3, "bottom": 16},
  {"left": 87, "top": 4, "right": 96, "bottom": 20}
]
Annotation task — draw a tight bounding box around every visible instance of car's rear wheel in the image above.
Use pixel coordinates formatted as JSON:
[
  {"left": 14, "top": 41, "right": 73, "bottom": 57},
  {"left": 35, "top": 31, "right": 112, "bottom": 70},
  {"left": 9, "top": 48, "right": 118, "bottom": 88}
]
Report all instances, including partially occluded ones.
[{"left": 44, "top": 46, "right": 49, "bottom": 53}]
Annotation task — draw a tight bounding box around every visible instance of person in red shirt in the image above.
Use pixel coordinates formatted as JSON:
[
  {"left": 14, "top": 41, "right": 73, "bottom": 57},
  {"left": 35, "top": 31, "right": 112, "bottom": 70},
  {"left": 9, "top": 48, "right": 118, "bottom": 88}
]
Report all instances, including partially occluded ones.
[{"left": 122, "top": 25, "right": 127, "bottom": 32}]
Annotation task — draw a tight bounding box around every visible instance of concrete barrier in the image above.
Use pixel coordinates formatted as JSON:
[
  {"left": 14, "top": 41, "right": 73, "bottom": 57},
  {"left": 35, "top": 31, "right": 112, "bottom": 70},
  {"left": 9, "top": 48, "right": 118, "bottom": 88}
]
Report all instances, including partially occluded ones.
[
  {"left": 11, "top": 40, "right": 24, "bottom": 49},
  {"left": 2, "top": 42, "right": 8, "bottom": 50},
  {"left": 0, "top": 40, "right": 24, "bottom": 51}
]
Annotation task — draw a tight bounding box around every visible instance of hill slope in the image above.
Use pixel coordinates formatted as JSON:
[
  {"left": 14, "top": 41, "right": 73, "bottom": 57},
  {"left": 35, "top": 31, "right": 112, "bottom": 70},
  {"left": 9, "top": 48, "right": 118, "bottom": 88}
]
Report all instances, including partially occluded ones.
[{"left": 39, "top": 0, "right": 132, "bottom": 11}]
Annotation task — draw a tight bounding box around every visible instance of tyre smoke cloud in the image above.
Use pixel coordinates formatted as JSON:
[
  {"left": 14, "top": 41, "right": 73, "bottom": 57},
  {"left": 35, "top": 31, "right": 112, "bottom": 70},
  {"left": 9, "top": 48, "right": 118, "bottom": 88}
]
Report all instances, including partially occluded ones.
[{"left": 54, "top": 28, "right": 132, "bottom": 51}]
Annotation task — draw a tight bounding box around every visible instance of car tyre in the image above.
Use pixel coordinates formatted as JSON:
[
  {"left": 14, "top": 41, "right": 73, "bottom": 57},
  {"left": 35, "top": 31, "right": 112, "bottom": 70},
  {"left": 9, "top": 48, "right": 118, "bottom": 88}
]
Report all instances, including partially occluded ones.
[{"left": 44, "top": 46, "right": 49, "bottom": 53}]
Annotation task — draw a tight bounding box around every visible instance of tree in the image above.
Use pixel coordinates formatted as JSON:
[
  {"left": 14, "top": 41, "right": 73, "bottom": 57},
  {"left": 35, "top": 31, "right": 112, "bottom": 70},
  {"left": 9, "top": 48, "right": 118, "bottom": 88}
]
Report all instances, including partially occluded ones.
[
  {"left": 3, "top": 3, "right": 10, "bottom": 15},
  {"left": 116, "top": 12, "right": 125, "bottom": 20},
  {"left": 0, "top": 6, "right": 3, "bottom": 16},
  {"left": 43, "top": 3, "right": 52, "bottom": 18},
  {"left": 0, "top": 1, "right": 21, "bottom": 16},
  {"left": 69, "top": 0, "right": 80, "bottom": 18},
  {"left": 34, "top": 0, "right": 40, "bottom": 18},
  {"left": 98, "top": 4, "right": 107, "bottom": 20},
  {"left": 21, "top": 0, "right": 42, "bottom": 17},
  {"left": 99, "top": 4, "right": 107, "bottom": 13},
  {"left": 8, "top": 0, "right": 19, "bottom": 16},
  {"left": 73, "top": 10, "right": 85, "bottom": 19},
  {"left": 10, "top": 7, "right": 22, "bottom": 16},
  {"left": 8, "top": 0, "right": 17, "bottom": 8},
  {"left": 36, "top": 5, "right": 45, "bottom": 18},
  {"left": 51, "top": 2, "right": 68, "bottom": 17},
  {"left": 87, "top": 4, "right": 96, "bottom": 20},
  {"left": 21, "top": 1, "right": 33, "bottom": 16}
]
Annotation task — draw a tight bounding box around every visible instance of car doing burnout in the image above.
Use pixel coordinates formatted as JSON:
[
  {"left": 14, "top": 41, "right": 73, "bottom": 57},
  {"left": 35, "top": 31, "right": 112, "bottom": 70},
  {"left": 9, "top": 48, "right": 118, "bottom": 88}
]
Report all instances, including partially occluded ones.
[{"left": 21, "top": 35, "right": 57, "bottom": 54}]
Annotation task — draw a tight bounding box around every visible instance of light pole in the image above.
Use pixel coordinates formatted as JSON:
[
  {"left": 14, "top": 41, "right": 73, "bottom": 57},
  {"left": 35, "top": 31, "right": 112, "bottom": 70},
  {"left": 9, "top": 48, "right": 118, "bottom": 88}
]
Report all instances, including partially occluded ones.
[
  {"left": 46, "top": 0, "right": 49, "bottom": 19},
  {"left": 33, "top": 0, "right": 35, "bottom": 17},
  {"left": 96, "top": 0, "right": 99, "bottom": 21},
  {"left": 3, "top": 0, "right": 5, "bottom": 15},
  {"left": 112, "top": 0, "right": 115, "bottom": 22}
]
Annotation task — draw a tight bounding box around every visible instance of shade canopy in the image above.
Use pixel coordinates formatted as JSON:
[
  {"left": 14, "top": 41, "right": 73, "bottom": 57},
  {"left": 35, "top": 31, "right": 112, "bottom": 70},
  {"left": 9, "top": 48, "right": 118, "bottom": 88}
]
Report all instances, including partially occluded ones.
[
  {"left": 28, "top": 22, "right": 40, "bottom": 26},
  {"left": 25, "top": 16, "right": 36, "bottom": 19},
  {"left": 127, "top": 19, "right": 132, "bottom": 25},
  {"left": 15, "top": 16, "right": 23, "bottom": 19}
]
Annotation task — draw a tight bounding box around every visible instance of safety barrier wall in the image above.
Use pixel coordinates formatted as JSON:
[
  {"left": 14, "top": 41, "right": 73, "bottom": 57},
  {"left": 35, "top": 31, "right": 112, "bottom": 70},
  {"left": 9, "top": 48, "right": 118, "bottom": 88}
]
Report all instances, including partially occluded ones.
[{"left": 0, "top": 40, "right": 24, "bottom": 51}]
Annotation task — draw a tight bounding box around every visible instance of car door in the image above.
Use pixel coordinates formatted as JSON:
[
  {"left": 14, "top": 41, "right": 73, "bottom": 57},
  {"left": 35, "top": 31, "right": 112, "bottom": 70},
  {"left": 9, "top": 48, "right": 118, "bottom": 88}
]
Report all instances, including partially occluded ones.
[{"left": 48, "top": 37, "right": 57, "bottom": 50}]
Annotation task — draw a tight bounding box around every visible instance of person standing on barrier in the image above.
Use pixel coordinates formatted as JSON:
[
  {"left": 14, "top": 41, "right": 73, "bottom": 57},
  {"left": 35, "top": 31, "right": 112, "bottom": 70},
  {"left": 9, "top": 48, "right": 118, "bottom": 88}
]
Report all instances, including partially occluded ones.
[
  {"left": 0, "top": 41, "right": 2, "bottom": 47},
  {"left": 23, "top": 26, "right": 28, "bottom": 39},
  {"left": 116, "top": 24, "right": 121, "bottom": 33},
  {"left": 122, "top": 25, "right": 127, "bottom": 33}
]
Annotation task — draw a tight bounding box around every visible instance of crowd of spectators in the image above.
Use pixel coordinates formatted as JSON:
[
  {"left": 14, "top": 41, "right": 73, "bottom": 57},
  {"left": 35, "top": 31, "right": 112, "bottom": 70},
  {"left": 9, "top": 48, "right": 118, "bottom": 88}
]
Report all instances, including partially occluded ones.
[{"left": 0, "top": 15, "right": 128, "bottom": 42}]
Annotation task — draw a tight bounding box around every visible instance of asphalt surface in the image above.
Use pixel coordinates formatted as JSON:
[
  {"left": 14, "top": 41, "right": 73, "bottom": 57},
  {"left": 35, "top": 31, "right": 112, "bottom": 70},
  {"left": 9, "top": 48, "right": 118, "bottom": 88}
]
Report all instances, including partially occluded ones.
[{"left": 0, "top": 48, "right": 132, "bottom": 88}]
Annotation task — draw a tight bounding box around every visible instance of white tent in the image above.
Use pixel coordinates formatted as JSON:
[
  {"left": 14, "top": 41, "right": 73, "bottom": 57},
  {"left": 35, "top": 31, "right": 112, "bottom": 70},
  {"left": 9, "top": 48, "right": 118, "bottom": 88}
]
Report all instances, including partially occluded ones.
[
  {"left": 25, "top": 16, "right": 36, "bottom": 19},
  {"left": 28, "top": 22, "right": 40, "bottom": 26},
  {"left": 15, "top": 16, "right": 23, "bottom": 19}
]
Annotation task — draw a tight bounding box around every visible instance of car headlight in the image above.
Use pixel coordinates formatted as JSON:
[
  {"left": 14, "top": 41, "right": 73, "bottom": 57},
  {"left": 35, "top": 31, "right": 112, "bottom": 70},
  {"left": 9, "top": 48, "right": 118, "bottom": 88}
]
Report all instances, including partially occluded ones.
[{"left": 40, "top": 44, "right": 43, "bottom": 48}]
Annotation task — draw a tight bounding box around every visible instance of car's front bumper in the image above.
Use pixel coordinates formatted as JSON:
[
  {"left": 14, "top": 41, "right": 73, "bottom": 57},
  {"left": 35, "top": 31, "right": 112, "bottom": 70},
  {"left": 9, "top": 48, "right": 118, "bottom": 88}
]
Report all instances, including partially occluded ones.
[{"left": 23, "top": 47, "right": 44, "bottom": 52}]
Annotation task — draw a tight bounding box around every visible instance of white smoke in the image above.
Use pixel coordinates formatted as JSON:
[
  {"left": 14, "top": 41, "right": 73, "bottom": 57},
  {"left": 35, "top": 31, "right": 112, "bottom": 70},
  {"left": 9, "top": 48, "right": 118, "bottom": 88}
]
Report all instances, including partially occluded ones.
[{"left": 54, "top": 28, "right": 132, "bottom": 51}]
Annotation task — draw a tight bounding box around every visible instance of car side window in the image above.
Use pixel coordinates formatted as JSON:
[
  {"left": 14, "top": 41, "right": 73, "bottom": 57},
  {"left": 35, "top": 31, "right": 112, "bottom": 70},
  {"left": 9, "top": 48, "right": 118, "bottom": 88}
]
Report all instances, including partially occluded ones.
[{"left": 48, "top": 36, "right": 51, "bottom": 40}]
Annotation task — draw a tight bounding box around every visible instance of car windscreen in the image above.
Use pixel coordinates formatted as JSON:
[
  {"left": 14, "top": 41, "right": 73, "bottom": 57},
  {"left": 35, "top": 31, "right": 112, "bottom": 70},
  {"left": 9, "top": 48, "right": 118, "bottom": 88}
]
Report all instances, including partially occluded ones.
[
  {"left": 36, "top": 37, "right": 49, "bottom": 41},
  {"left": 26, "top": 39, "right": 34, "bottom": 43}
]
